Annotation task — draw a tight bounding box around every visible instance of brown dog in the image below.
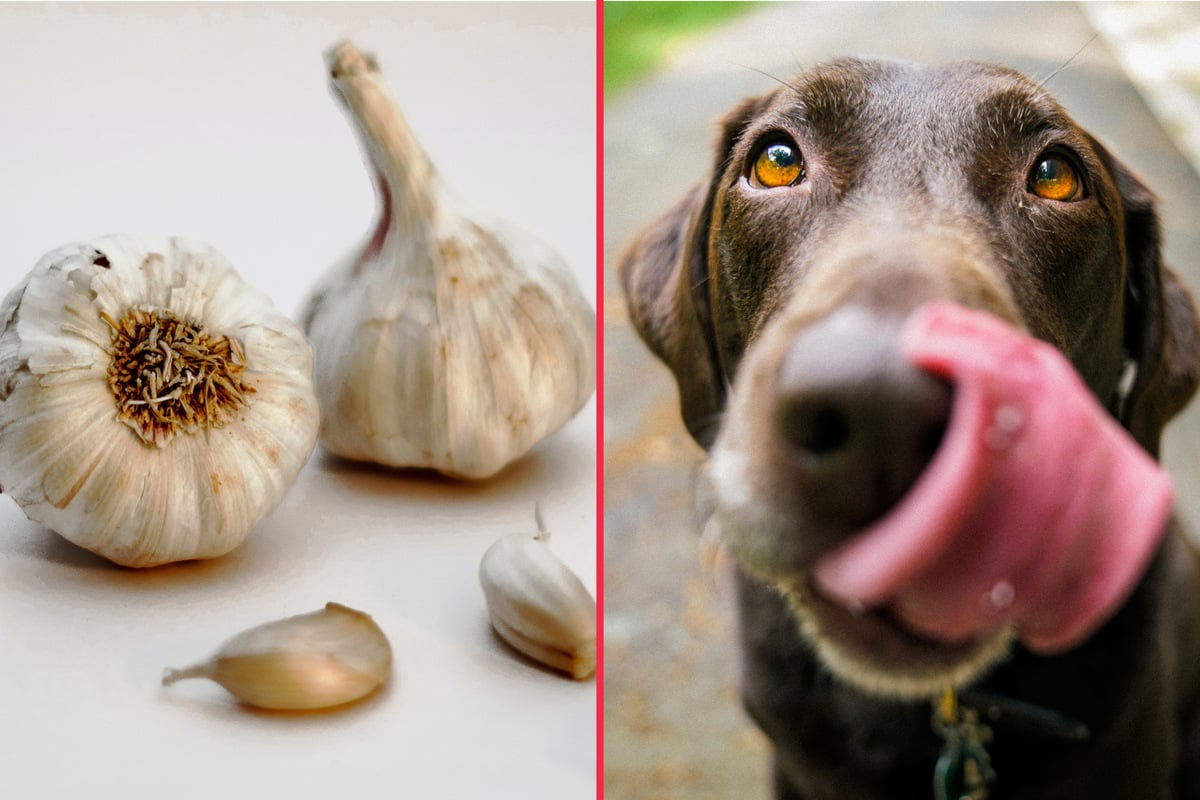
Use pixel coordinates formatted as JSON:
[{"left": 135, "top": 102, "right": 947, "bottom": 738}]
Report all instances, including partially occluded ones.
[{"left": 621, "top": 59, "right": 1200, "bottom": 799}]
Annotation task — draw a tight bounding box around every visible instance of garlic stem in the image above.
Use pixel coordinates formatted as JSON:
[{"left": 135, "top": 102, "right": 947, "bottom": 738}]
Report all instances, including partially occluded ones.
[
  {"left": 534, "top": 502, "right": 550, "bottom": 543},
  {"left": 327, "top": 41, "right": 437, "bottom": 255},
  {"left": 161, "top": 664, "right": 212, "bottom": 686}
]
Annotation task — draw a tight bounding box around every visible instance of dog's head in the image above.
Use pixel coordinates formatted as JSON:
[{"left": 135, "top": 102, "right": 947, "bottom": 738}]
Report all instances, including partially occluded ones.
[{"left": 620, "top": 59, "right": 1200, "bottom": 697}]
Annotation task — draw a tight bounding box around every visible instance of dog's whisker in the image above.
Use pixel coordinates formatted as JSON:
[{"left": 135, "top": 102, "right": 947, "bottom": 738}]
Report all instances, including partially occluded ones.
[
  {"left": 1038, "top": 33, "right": 1100, "bottom": 87},
  {"left": 731, "top": 61, "right": 805, "bottom": 96}
]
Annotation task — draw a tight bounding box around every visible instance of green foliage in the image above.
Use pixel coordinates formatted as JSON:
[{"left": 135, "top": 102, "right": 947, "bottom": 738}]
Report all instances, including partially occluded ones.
[{"left": 604, "top": 2, "right": 761, "bottom": 98}]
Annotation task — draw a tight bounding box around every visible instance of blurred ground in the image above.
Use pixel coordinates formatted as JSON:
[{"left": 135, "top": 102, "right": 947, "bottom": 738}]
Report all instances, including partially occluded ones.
[{"left": 602, "top": 3, "right": 1200, "bottom": 798}]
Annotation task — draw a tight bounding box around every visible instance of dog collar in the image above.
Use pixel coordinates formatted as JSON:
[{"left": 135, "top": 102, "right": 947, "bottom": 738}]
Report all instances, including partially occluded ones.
[
  {"left": 958, "top": 688, "right": 1091, "bottom": 741},
  {"left": 933, "top": 687, "right": 995, "bottom": 800},
  {"left": 933, "top": 686, "right": 1091, "bottom": 799}
]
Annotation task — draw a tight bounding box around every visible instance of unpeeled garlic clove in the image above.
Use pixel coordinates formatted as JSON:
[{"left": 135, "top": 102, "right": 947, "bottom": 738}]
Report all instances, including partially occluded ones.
[
  {"left": 479, "top": 510, "right": 596, "bottom": 680},
  {"left": 0, "top": 235, "right": 320, "bottom": 567},
  {"left": 162, "top": 602, "right": 392, "bottom": 710},
  {"left": 302, "top": 41, "right": 596, "bottom": 480}
]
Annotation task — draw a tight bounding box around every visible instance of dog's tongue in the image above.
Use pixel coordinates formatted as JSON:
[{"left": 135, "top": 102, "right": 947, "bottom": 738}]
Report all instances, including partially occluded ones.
[{"left": 813, "top": 302, "right": 1172, "bottom": 654}]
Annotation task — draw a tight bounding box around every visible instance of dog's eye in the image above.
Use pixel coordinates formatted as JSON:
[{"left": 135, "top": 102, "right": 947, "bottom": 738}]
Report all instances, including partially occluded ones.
[
  {"left": 752, "top": 142, "right": 805, "bottom": 188},
  {"left": 1029, "top": 155, "right": 1084, "bottom": 202}
]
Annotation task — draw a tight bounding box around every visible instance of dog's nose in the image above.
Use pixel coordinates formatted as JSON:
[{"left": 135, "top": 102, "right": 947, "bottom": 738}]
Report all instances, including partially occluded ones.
[{"left": 774, "top": 308, "right": 953, "bottom": 529}]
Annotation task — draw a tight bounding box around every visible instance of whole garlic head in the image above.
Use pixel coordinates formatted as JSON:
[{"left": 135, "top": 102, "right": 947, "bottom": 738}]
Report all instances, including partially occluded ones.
[
  {"left": 0, "top": 235, "right": 320, "bottom": 567},
  {"left": 303, "top": 41, "right": 596, "bottom": 480}
]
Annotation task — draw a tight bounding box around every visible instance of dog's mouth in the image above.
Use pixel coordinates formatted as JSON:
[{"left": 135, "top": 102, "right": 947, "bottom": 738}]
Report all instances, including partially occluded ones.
[
  {"left": 715, "top": 302, "right": 1173, "bottom": 697},
  {"left": 781, "top": 577, "right": 1015, "bottom": 700},
  {"left": 811, "top": 302, "right": 1171, "bottom": 655}
]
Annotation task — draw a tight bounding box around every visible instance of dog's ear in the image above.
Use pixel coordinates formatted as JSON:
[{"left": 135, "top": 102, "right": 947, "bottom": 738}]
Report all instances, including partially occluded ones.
[
  {"left": 618, "top": 94, "right": 770, "bottom": 448},
  {"left": 1109, "top": 155, "right": 1200, "bottom": 456}
]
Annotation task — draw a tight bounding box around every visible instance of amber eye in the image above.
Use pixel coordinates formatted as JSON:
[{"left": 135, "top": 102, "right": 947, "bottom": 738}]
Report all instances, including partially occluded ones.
[
  {"left": 1029, "top": 155, "right": 1083, "bottom": 202},
  {"left": 752, "top": 142, "right": 805, "bottom": 188}
]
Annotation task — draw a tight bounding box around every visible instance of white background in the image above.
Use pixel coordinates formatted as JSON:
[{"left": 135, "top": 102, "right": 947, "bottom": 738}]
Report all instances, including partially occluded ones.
[{"left": 0, "top": 2, "right": 597, "bottom": 797}]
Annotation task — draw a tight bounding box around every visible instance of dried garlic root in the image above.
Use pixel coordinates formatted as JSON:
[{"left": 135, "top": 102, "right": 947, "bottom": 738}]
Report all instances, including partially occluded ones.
[
  {"left": 163, "top": 602, "right": 392, "bottom": 711},
  {"left": 479, "top": 509, "right": 596, "bottom": 680},
  {"left": 0, "top": 235, "right": 319, "bottom": 567},
  {"left": 302, "top": 41, "right": 596, "bottom": 480}
]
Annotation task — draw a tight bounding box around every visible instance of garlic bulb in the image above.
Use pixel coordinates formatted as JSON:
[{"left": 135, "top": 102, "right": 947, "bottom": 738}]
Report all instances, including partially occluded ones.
[
  {"left": 0, "top": 235, "right": 319, "bottom": 567},
  {"left": 163, "top": 602, "right": 392, "bottom": 710},
  {"left": 479, "top": 510, "right": 597, "bottom": 680},
  {"left": 302, "top": 41, "right": 596, "bottom": 480}
]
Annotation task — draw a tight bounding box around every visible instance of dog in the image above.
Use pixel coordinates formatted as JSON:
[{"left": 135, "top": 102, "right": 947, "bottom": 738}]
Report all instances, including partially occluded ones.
[{"left": 620, "top": 58, "right": 1200, "bottom": 799}]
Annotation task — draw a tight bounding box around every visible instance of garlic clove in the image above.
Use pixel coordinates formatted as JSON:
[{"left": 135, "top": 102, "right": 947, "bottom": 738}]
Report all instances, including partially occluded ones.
[
  {"left": 163, "top": 602, "right": 393, "bottom": 711},
  {"left": 479, "top": 511, "right": 597, "bottom": 680},
  {"left": 303, "top": 41, "right": 596, "bottom": 480},
  {"left": 0, "top": 235, "right": 320, "bottom": 567}
]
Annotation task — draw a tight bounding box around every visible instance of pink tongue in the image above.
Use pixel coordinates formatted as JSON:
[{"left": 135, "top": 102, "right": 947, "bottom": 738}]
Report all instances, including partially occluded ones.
[{"left": 813, "top": 302, "right": 1173, "bottom": 654}]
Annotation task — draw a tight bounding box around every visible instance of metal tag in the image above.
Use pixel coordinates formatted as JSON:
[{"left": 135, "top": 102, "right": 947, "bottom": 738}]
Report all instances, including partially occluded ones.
[{"left": 933, "top": 687, "right": 996, "bottom": 800}]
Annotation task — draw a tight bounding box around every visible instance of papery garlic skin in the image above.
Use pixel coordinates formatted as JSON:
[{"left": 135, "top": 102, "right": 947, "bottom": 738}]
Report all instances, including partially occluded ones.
[
  {"left": 479, "top": 521, "right": 597, "bottom": 680},
  {"left": 303, "top": 41, "right": 596, "bottom": 480},
  {"left": 0, "top": 235, "right": 320, "bottom": 567},
  {"left": 163, "top": 602, "right": 392, "bottom": 710}
]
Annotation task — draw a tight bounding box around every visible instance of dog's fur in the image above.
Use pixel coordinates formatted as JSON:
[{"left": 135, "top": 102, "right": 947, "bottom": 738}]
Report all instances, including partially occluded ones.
[{"left": 620, "top": 59, "right": 1200, "bottom": 798}]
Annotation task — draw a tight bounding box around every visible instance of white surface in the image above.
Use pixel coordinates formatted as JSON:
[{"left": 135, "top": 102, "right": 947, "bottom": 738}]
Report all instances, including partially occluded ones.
[{"left": 0, "top": 3, "right": 597, "bottom": 797}]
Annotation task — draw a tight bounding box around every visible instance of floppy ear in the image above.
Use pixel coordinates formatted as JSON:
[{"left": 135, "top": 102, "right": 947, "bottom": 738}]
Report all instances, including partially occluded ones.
[
  {"left": 618, "top": 95, "right": 771, "bottom": 448},
  {"left": 1111, "top": 158, "right": 1200, "bottom": 456}
]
